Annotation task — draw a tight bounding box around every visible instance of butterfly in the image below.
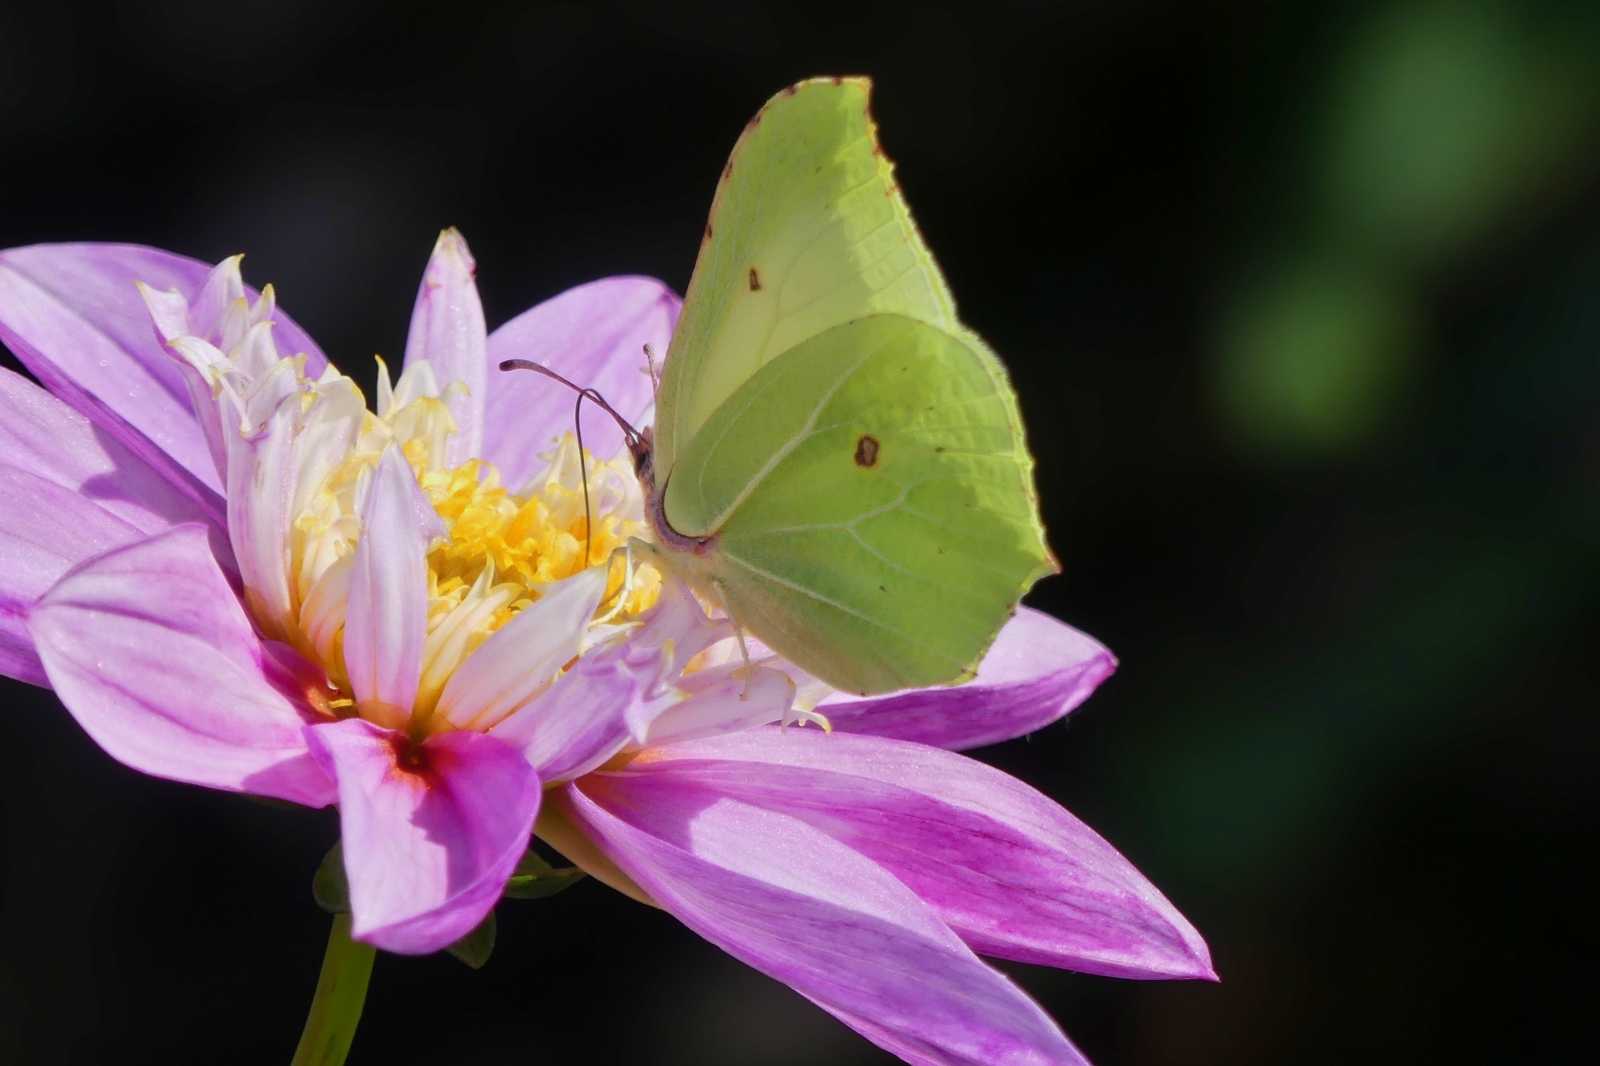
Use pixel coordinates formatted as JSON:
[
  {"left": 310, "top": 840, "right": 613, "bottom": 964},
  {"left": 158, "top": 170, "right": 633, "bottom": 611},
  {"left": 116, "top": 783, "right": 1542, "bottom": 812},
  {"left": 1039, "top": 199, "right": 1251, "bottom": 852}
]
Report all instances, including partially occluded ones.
[{"left": 515, "top": 77, "right": 1056, "bottom": 697}]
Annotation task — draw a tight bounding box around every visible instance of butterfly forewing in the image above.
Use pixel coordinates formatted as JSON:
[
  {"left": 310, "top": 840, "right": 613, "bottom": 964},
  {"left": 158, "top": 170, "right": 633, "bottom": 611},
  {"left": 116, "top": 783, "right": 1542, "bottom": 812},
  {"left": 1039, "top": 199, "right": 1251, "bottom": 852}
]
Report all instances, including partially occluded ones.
[{"left": 653, "top": 77, "right": 958, "bottom": 480}]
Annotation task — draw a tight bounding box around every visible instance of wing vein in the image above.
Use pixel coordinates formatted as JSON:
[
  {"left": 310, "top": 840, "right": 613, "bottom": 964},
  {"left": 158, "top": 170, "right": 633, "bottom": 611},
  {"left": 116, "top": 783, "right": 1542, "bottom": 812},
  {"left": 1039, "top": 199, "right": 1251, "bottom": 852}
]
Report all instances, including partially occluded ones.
[
  {"left": 698, "top": 331, "right": 893, "bottom": 531},
  {"left": 720, "top": 552, "right": 969, "bottom": 668}
]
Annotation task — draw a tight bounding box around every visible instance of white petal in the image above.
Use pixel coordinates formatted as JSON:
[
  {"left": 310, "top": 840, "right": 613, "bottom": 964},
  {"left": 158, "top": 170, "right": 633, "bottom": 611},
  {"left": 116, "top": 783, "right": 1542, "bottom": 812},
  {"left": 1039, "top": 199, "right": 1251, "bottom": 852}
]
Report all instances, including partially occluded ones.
[
  {"left": 402, "top": 229, "right": 487, "bottom": 467},
  {"left": 224, "top": 359, "right": 302, "bottom": 640},
  {"left": 343, "top": 445, "right": 431, "bottom": 720}
]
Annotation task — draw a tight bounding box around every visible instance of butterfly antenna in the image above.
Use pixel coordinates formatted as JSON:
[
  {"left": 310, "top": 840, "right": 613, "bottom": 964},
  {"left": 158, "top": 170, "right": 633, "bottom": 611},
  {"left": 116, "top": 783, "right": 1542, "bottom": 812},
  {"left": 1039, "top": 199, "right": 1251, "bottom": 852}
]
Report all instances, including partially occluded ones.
[
  {"left": 500, "top": 358, "right": 646, "bottom": 572},
  {"left": 498, "top": 359, "right": 647, "bottom": 453},
  {"left": 572, "top": 389, "right": 595, "bottom": 570},
  {"left": 711, "top": 580, "right": 753, "bottom": 702},
  {"left": 643, "top": 343, "right": 660, "bottom": 395}
]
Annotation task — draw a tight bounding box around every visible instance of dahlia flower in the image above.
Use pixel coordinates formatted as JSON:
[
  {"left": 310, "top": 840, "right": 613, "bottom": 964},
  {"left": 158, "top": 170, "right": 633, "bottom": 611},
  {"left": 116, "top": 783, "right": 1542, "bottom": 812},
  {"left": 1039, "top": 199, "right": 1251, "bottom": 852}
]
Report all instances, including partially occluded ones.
[{"left": 0, "top": 231, "right": 1212, "bottom": 1066}]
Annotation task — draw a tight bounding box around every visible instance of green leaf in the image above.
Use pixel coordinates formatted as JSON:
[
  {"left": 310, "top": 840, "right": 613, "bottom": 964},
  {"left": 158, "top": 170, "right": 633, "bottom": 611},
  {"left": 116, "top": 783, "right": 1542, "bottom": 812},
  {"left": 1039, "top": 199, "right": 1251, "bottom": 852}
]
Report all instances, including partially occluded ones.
[
  {"left": 502, "top": 848, "right": 587, "bottom": 900},
  {"left": 313, "top": 841, "right": 350, "bottom": 914},
  {"left": 445, "top": 910, "right": 496, "bottom": 969}
]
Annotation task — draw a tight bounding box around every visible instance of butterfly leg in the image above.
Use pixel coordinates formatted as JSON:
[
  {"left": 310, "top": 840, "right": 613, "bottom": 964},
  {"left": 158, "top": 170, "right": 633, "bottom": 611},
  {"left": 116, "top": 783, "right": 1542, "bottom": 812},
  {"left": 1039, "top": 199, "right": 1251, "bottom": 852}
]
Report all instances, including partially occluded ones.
[
  {"left": 710, "top": 579, "right": 753, "bottom": 702},
  {"left": 594, "top": 540, "right": 638, "bottom": 627}
]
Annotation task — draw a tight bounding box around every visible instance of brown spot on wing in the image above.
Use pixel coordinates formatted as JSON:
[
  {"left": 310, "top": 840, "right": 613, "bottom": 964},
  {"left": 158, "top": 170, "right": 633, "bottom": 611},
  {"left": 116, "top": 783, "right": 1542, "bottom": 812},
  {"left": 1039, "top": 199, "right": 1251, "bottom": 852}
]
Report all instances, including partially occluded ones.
[
  {"left": 705, "top": 223, "right": 713, "bottom": 240},
  {"left": 748, "top": 267, "right": 761, "bottom": 291},
  {"left": 854, "top": 434, "right": 880, "bottom": 467}
]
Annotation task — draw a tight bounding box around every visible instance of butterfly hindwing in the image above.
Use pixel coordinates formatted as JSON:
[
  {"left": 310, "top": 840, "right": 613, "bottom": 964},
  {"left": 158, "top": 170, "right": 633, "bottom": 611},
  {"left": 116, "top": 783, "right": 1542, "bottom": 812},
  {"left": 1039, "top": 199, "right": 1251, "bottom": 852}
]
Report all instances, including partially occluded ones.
[{"left": 670, "top": 314, "right": 1054, "bottom": 695}]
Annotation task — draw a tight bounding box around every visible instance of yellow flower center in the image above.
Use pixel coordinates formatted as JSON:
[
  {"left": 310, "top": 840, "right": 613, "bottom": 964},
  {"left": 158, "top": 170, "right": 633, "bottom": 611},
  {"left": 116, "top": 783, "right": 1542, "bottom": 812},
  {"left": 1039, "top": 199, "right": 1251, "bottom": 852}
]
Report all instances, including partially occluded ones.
[
  {"left": 406, "top": 437, "right": 663, "bottom": 719},
  {"left": 279, "top": 370, "right": 659, "bottom": 724}
]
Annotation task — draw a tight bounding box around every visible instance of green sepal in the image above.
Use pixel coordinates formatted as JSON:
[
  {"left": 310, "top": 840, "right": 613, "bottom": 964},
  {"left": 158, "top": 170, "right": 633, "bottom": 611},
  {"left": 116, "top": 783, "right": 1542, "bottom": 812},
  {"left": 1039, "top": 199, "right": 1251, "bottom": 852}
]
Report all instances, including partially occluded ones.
[
  {"left": 502, "top": 848, "right": 586, "bottom": 899},
  {"left": 247, "top": 794, "right": 308, "bottom": 812},
  {"left": 445, "top": 910, "right": 497, "bottom": 969},
  {"left": 313, "top": 840, "right": 350, "bottom": 914}
]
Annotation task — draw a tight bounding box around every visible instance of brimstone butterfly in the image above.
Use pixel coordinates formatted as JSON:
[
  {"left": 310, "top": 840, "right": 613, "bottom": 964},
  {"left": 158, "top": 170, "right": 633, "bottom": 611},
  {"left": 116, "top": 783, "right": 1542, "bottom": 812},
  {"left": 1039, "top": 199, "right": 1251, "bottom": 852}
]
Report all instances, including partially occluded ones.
[{"left": 520, "top": 77, "right": 1057, "bottom": 696}]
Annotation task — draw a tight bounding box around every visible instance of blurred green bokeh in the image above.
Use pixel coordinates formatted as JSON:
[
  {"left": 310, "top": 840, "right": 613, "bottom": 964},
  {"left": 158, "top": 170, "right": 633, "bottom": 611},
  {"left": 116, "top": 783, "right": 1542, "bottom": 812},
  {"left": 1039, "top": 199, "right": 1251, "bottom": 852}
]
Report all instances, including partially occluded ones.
[
  {"left": 1215, "top": 255, "right": 1421, "bottom": 460},
  {"left": 1212, "top": 0, "right": 1600, "bottom": 462}
]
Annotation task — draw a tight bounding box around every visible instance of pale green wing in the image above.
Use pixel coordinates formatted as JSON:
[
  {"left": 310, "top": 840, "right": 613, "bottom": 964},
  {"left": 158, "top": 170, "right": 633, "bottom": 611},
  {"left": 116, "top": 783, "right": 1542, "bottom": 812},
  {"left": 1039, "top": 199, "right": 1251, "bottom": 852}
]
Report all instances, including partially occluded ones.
[
  {"left": 653, "top": 76, "right": 958, "bottom": 481},
  {"left": 671, "top": 314, "right": 1056, "bottom": 696}
]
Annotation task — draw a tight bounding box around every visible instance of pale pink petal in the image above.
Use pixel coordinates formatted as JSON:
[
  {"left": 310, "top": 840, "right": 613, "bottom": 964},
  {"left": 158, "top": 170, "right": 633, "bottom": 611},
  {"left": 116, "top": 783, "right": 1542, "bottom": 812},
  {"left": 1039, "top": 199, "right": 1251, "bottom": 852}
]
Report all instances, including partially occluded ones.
[
  {"left": 616, "top": 573, "right": 734, "bottom": 741},
  {"left": 223, "top": 360, "right": 302, "bottom": 641},
  {"left": 624, "top": 728, "right": 1214, "bottom": 981},
  {"left": 26, "top": 525, "right": 335, "bottom": 806},
  {"left": 488, "top": 647, "right": 638, "bottom": 781},
  {"left": 0, "top": 243, "right": 324, "bottom": 500},
  {"left": 0, "top": 464, "right": 150, "bottom": 684},
  {"left": 306, "top": 718, "right": 541, "bottom": 954},
  {"left": 190, "top": 255, "right": 246, "bottom": 346},
  {"left": 491, "top": 570, "right": 765, "bottom": 780},
  {"left": 343, "top": 446, "right": 431, "bottom": 720},
  {"left": 402, "top": 230, "right": 487, "bottom": 467},
  {"left": 137, "top": 283, "right": 191, "bottom": 344},
  {"left": 558, "top": 782, "right": 1087, "bottom": 1066},
  {"left": 165, "top": 344, "right": 231, "bottom": 488},
  {"left": 0, "top": 366, "right": 230, "bottom": 550},
  {"left": 484, "top": 277, "right": 679, "bottom": 488},
  {"left": 436, "top": 566, "right": 609, "bottom": 731},
  {"left": 639, "top": 662, "right": 798, "bottom": 747},
  {"left": 822, "top": 608, "right": 1117, "bottom": 750}
]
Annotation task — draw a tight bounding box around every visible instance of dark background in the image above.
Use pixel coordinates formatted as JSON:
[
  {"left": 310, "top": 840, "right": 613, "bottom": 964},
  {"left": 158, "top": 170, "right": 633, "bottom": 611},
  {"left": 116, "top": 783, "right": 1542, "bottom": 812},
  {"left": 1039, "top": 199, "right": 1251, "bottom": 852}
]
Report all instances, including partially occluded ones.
[{"left": 3, "top": 1, "right": 1598, "bottom": 1062}]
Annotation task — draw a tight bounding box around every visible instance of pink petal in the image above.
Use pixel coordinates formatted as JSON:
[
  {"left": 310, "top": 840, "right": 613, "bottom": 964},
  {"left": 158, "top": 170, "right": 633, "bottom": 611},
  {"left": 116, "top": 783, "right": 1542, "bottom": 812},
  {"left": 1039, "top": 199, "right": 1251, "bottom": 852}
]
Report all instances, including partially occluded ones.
[
  {"left": 557, "top": 781, "right": 1087, "bottom": 1066},
  {"left": 26, "top": 525, "right": 335, "bottom": 806},
  {"left": 0, "top": 464, "right": 151, "bottom": 684},
  {"left": 0, "top": 243, "right": 324, "bottom": 502},
  {"left": 623, "top": 728, "right": 1214, "bottom": 981},
  {"left": 306, "top": 718, "right": 541, "bottom": 954},
  {"left": 402, "top": 230, "right": 488, "bottom": 467},
  {"left": 0, "top": 367, "right": 227, "bottom": 546},
  {"left": 488, "top": 647, "right": 639, "bottom": 781},
  {"left": 0, "top": 637, "right": 47, "bottom": 688},
  {"left": 822, "top": 608, "right": 1117, "bottom": 750},
  {"left": 343, "top": 446, "right": 432, "bottom": 721},
  {"left": 484, "top": 277, "right": 679, "bottom": 488}
]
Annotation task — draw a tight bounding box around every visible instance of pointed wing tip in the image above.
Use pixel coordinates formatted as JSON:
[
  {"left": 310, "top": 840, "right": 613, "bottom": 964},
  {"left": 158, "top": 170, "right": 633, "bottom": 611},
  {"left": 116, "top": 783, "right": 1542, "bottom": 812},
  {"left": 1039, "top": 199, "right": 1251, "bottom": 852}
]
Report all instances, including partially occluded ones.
[
  {"left": 782, "top": 74, "right": 873, "bottom": 93},
  {"left": 755, "top": 77, "right": 876, "bottom": 130}
]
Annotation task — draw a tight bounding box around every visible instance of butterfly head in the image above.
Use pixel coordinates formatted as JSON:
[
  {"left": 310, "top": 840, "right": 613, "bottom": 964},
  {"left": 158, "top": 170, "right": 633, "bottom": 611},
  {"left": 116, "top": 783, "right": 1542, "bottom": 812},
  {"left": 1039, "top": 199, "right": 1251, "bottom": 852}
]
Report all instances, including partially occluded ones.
[{"left": 628, "top": 425, "right": 656, "bottom": 490}]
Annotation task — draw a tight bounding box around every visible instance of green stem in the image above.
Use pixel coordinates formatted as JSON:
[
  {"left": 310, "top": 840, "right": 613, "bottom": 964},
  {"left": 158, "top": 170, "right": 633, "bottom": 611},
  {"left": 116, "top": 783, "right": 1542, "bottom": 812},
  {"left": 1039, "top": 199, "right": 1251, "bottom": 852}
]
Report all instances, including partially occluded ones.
[{"left": 290, "top": 913, "right": 376, "bottom": 1066}]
